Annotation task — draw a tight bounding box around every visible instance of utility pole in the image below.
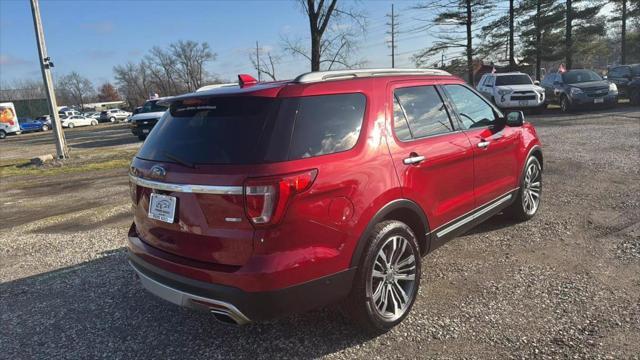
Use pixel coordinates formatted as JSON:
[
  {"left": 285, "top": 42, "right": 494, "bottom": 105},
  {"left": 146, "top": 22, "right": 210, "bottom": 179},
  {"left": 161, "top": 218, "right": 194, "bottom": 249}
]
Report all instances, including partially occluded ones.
[
  {"left": 441, "top": 51, "right": 445, "bottom": 68},
  {"left": 387, "top": 4, "right": 398, "bottom": 68},
  {"left": 30, "top": 0, "right": 68, "bottom": 159},
  {"left": 256, "top": 41, "right": 261, "bottom": 82},
  {"left": 621, "top": 0, "right": 627, "bottom": 64},
  {"left": 509, "top": 0, "right": 515, "bottom": 70}
]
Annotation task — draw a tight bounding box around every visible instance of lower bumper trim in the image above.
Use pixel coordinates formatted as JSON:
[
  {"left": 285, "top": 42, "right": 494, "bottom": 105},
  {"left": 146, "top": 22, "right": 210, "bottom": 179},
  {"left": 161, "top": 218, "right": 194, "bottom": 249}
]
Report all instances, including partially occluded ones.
[{"left": 130, "top": 261, "right": 251, "bottom": 325}]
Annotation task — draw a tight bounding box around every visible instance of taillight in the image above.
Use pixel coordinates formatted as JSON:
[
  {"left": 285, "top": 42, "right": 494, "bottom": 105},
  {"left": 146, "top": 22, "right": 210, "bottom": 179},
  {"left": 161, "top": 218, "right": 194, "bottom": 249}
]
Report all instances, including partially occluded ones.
[{"left": 244, "top": 169, "right": 318, "bottom": 227}]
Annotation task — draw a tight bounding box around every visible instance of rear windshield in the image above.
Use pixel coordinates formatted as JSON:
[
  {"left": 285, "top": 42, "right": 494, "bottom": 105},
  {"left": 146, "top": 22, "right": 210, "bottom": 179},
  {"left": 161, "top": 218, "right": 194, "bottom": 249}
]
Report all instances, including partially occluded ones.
[
  {"left": 136, "top": 93, "right": 366, "bottom": 165},
  {"left": 141, "top": 100, "right": 168, "bottom": 113},
  {"left": 495, "top": 74, "right": 532, "bottom": 86}
]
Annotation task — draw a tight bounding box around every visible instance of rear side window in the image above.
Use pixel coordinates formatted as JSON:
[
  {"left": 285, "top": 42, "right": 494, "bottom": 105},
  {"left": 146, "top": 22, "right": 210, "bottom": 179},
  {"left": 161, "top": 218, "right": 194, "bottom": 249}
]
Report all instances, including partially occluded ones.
[
  {"left": 393, "top": 86, "right": 453, "bottom": 139},
  {"left": 288, "top": 93, "right": 365, "bottom": 159},
  {"left": 136, "top": 93, "right": 366, "bottom": 165}
]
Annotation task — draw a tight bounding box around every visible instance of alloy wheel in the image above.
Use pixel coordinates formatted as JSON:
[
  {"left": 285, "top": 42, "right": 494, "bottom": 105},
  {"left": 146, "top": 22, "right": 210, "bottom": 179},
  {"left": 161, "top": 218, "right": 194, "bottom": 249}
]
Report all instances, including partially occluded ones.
[
  {"left": 522, "top": 161, "right": 541, "bottom": 215},
  {"left": 369, "top": 235, "right": 417, "bottom": 321}
]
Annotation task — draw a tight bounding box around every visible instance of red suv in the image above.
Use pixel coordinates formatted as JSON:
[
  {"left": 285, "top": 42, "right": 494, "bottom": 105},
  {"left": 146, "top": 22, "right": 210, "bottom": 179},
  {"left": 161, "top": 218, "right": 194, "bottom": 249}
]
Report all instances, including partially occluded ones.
[{"left": 127, "top": 69, "right": 542, "bottom": 332}]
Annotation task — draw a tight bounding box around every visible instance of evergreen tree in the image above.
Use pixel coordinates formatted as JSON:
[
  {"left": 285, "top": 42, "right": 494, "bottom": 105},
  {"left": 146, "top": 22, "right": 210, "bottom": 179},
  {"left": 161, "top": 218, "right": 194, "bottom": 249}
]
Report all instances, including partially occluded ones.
[
  {"left": 610, "top": 0, "right": 640, "bottom": 64},
  {"left": 519, "top": 0, "right": 564, "bottom": 79}
]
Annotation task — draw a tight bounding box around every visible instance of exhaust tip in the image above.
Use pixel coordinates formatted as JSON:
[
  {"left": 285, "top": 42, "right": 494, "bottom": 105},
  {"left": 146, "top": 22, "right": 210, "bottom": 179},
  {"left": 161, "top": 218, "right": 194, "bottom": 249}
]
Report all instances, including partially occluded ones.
[{"left": 211, "top": 311, "right": 239, "bottom": 325}]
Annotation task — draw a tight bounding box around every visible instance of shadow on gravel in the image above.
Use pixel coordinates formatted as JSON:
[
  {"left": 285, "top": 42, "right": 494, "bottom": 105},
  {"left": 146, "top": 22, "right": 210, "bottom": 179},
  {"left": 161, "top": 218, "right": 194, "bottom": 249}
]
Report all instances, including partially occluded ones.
[{"left": 0, "top": 250, "right": 372, "bottom": 358}]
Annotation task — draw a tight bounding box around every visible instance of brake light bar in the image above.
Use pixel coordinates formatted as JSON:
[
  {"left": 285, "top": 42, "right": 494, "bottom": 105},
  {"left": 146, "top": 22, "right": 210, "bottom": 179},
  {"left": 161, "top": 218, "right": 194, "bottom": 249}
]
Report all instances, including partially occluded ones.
[{"left": 244, "top": 169, "right": 318, "bottom": 227}]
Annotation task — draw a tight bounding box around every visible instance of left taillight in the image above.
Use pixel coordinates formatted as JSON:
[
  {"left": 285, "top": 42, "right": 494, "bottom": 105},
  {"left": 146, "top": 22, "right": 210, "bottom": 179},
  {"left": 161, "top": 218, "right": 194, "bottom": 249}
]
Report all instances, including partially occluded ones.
[{"left": 244, "top": 169, "right": 317, "bottom": 227}]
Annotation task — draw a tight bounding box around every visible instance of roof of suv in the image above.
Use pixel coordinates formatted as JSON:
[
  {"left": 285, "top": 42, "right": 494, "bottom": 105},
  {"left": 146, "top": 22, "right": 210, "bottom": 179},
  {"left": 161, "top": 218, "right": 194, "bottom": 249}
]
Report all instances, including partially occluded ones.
[{"left": 161, "top": 68, "right": 456, "bottom": 104}]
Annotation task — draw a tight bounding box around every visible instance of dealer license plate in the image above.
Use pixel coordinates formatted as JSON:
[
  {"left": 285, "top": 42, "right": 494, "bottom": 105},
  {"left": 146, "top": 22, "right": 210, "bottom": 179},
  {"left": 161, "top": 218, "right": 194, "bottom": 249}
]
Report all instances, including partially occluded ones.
[
  {"left": 519, "top": 100, "right": 528, "bottom": 106},
  {"left": 594, "top": 98, "right": 604, "bottom": 104},
  {"left": 148, "top": 193, "right": 176, "bottom": 223}
]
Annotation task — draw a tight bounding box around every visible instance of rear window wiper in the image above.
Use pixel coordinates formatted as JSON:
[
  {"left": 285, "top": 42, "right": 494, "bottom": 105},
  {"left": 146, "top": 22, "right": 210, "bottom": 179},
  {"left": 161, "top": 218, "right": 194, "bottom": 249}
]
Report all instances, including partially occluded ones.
[{"left": 163, "top": 151, "right": 197, "bottom": 169}]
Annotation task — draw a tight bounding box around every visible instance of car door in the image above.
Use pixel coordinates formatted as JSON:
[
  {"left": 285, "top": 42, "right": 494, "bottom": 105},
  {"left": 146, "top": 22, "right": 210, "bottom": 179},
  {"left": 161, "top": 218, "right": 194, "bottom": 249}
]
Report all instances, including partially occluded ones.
[
  {"left": 441, "top": 84, "right": 520, "bottom": 208},
  {"left": 480, "top": 75, "right": 495, "bottom": 100},
  {"left": 385, "top": 82, "right": 476, "bottom": 231}
]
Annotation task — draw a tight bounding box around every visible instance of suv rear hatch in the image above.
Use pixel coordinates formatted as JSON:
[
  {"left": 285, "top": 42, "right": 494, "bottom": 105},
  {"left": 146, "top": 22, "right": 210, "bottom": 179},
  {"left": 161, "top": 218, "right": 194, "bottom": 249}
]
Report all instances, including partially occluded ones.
[
  {"left": 130, "top": 91, "right": 366, "bottom": 266},
  {"left": 130, "top": 95, "right": 295, "bottom": 266}
]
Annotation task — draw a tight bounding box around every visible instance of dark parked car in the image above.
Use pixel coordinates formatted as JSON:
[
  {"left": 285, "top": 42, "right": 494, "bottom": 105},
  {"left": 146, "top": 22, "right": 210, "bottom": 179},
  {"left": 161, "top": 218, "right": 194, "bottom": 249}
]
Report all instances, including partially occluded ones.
[
  {"left": 127, "top": 69, "right": 543, "bottom": 332},
  {"left": 18, "top": 118, "right": 47, "bottom": 133},
  {"left": 607, "top": 64, "right": 640, "bottom": 105},
  {"left": 129, "top": 99, "right": 168, "bottom": 140},
  {"left": 541, "top": 69, "right": 618, "bottom": 112}
]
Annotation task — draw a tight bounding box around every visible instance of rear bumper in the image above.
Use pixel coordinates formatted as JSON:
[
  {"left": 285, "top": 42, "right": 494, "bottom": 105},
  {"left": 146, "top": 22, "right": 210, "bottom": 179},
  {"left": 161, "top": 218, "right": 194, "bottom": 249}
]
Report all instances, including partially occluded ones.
[{"left": 128, "top": 238, "right": 356, "bottom": 322}]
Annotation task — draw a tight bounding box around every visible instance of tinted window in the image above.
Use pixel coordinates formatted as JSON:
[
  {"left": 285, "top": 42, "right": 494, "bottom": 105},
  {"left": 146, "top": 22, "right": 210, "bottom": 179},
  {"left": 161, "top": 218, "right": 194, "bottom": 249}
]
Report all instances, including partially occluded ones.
[
  {"left": 394, "top": 86, "right": 453, "bottom": 139},
  {"left": 562, "top": 70, "right": 602, "bottom": 84},
  {"left": 141, "top": 100, "right": 168, "bottom": 113},
  {"left": 443, "top": 85, "right": 497, "bottom": 129},
  {"left": 495, "top": 74, "right": 533, "bottom": 86},
  {"left": 288, "top": 93, "right": 365, "bottom": 159},
  {"left": 393, "top": 96, "right": 412, "bottom": 141},
  {"left": 632, "top": 65, "right": 640, "bottom": 76},
  {"left": 137, "top": 93, "right": 365, "bottom": 165},
  {"left": 608, "top": 67, "right": 624, "bottom": 78}
]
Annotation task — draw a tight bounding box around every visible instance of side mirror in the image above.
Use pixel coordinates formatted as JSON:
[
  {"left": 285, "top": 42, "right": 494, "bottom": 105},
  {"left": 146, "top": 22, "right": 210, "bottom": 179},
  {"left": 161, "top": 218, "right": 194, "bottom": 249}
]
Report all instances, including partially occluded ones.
[
  {"left": 533, "top": 80, "right": 540, "bottom": 86},
  {"left": 506, "top": 111, "right": 524, "bottom": 127}
]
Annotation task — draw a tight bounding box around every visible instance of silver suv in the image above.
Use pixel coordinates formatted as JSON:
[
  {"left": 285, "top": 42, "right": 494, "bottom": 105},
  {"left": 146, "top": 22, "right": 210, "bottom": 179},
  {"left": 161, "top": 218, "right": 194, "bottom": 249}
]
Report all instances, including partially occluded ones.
[{"left": 99, "top": 108, "right": 131, "bottom": 123}]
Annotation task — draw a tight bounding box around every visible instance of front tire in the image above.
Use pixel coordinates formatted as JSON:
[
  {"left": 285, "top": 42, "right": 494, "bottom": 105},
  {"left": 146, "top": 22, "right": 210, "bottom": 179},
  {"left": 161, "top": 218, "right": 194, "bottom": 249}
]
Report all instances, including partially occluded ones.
[
  {"left": 68, "top": 122, "right": 75, "bottom": 129},
  {"left": 0, "top": 130, "right": 6, "bottom": 139},
  {"left": 506, "top": 156, "right": 542, "bottom": 221},
  {"left": 41, "top": 125, "right": 49, "bottom": 131},
  {"left": 560, "top": 96, "right": 572, "bottom": 112},
  {"left": 343, "top": 220, "right": 421, "bottom": 333},
  {"left": 630, "top": 88, "right": 640, "bottom": 106},
  {"left": 91, "top": 120, "right": 98, "bottom": 126},
  {"left": 109, "top": 117, "right": 116, "bottom": 122}
]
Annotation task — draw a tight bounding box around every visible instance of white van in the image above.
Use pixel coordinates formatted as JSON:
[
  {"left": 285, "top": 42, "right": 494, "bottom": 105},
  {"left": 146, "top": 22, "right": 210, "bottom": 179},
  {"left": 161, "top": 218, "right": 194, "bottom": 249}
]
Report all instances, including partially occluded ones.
[{"left": 0, "top": 102, "right": 21, "bottom": 139}]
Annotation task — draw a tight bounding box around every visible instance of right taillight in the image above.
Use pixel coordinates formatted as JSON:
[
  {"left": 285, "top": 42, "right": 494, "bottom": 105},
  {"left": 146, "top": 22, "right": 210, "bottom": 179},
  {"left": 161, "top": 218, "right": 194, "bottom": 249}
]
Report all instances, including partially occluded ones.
[{"left": 244, "top": 169, "right": 317, "bottom": 227}]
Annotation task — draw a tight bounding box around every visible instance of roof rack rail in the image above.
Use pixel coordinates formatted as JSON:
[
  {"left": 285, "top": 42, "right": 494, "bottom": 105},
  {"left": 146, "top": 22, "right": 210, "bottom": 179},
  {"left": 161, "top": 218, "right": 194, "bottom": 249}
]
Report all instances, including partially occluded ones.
[
  {"left": 196, "top": 83, "right": 239, "bottom": 92},
  {"left": 294, "top": 68, "right": 451, "bottom": 83}
]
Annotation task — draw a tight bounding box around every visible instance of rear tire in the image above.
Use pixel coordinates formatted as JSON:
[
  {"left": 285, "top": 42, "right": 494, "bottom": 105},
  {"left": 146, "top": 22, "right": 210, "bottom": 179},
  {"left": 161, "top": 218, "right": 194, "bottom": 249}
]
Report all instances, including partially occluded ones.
[
  {"left": 41, "top": 125, "right": 49, "bottom": 131},
  {"left": 0, "top": 130, "right": 6, "bottom": 139},
  {"left": 506, "top": 156, "right": 542, "bottom": 221},
  {"left": 110, "top": 117, "right": 116, "bottom": 122},
  {"left": 68, "top": 122, "right": 75, "bottom": 129},
  {"left": 342, "top": 220, "right": 421, "bottom": 334},
  {"left": 91, "top": 120, "right": 98, "bottom": 126}
]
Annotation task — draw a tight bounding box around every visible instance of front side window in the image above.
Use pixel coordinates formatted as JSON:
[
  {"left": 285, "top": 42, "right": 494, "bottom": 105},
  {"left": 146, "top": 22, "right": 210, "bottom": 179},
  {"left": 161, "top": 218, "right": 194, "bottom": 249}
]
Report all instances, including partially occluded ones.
[
  {"left": 393, "top": 86, "right": 453, "bottom": 139},
  {"left": 443, "top": 84, "right": 498, "bottom": 129}
]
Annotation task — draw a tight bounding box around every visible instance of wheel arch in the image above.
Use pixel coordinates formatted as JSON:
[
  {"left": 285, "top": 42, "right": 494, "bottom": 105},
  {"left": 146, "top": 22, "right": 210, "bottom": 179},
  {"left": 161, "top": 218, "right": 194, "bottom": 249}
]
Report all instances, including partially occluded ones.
[{"left": 350, "top": 199, "right": 430, "bottom": 267}]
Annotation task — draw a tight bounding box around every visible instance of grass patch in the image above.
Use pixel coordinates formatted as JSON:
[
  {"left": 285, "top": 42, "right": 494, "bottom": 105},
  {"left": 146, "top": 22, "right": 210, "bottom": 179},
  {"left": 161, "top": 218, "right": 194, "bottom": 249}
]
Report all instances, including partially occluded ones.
[{"left": 0, "top": 150, "right": 136, "bottom": 177}]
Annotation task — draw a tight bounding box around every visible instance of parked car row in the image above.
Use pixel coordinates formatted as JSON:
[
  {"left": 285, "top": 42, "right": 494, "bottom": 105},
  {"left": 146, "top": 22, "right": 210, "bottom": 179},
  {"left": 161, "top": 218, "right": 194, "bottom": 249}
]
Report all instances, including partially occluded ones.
[{"left": 476, "top": 65, "right": 639, "bottom": 113}]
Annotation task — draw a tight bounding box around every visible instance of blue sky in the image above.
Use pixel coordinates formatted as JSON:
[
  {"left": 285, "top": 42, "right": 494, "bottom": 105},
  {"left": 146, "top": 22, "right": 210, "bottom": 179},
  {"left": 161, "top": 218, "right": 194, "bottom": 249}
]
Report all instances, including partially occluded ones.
[{"left": 1, "top": 0, "right": 434, "bottom": 87}]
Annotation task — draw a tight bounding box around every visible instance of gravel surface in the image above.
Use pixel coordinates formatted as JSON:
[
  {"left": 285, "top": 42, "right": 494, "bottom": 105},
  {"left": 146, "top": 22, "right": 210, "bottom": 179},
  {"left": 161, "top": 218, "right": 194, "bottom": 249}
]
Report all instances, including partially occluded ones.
[{"left": 1, "top": 106, "right": 639, "bottom": 359}]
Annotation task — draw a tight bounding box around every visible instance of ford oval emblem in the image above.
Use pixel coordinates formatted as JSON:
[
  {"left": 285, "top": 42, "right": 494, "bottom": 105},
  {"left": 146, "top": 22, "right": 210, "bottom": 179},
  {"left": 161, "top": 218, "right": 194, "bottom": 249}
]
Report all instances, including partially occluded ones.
[{"left": 149, "top": 165, "right": 166, "bottom": 179}]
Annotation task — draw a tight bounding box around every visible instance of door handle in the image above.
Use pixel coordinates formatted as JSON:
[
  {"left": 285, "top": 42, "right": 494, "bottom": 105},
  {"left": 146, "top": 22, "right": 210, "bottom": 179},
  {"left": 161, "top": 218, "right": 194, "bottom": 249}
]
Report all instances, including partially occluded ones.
[
  {"left": 477, "top": 141, "right": 490, "bottom": 149},
  {"left": 403, "top": 155, "right": 425, "bottom": 165}
]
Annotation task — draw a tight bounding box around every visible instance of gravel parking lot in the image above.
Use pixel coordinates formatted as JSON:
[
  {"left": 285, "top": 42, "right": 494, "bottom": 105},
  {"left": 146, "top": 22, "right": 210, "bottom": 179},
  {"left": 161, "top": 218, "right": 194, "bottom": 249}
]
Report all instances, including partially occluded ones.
[{"left": 1, "top": 106, "right": 639, "bottom": 359}]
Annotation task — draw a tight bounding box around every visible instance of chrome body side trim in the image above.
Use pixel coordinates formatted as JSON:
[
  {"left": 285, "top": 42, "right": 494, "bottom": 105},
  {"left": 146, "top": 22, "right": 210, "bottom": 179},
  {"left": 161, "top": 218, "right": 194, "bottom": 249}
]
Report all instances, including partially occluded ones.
[
  {"left": 129, "top": 260, "right": 251, "bottom": 325},
  {"left": 129, "top": 175, "right": 243, "bottom": 195},
  {"left": 431, "top": 189, "right": 517, "bottom": 238}
]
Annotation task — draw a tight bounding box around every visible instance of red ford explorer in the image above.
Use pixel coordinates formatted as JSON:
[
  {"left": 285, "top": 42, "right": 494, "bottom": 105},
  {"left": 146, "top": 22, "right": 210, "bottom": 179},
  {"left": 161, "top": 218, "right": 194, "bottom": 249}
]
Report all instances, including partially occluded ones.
[{"left": 127, "top": 69, "right": 542, "bottom": 332}]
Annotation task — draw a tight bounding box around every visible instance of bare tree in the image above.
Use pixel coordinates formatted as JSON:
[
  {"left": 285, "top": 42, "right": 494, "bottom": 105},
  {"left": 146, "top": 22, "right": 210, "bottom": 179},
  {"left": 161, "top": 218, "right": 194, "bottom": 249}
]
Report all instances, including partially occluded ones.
[
  {"left": 284, "top": 0, "right": 366, "bottom": 71},
  {"left": 250, "top": 47, "right": 281, "bottom": 81},
  {"left": 113, "top": 62, "right": 152, "bottom": 109},
  {"left": 96, "top": 82, "right": 120, "bottom": 102},
  {"left": 170, "top": 40, "right": 216, "bottom": 92},
  {"left": 56, "top": 72, "right": 95, "bottom": 109}
]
